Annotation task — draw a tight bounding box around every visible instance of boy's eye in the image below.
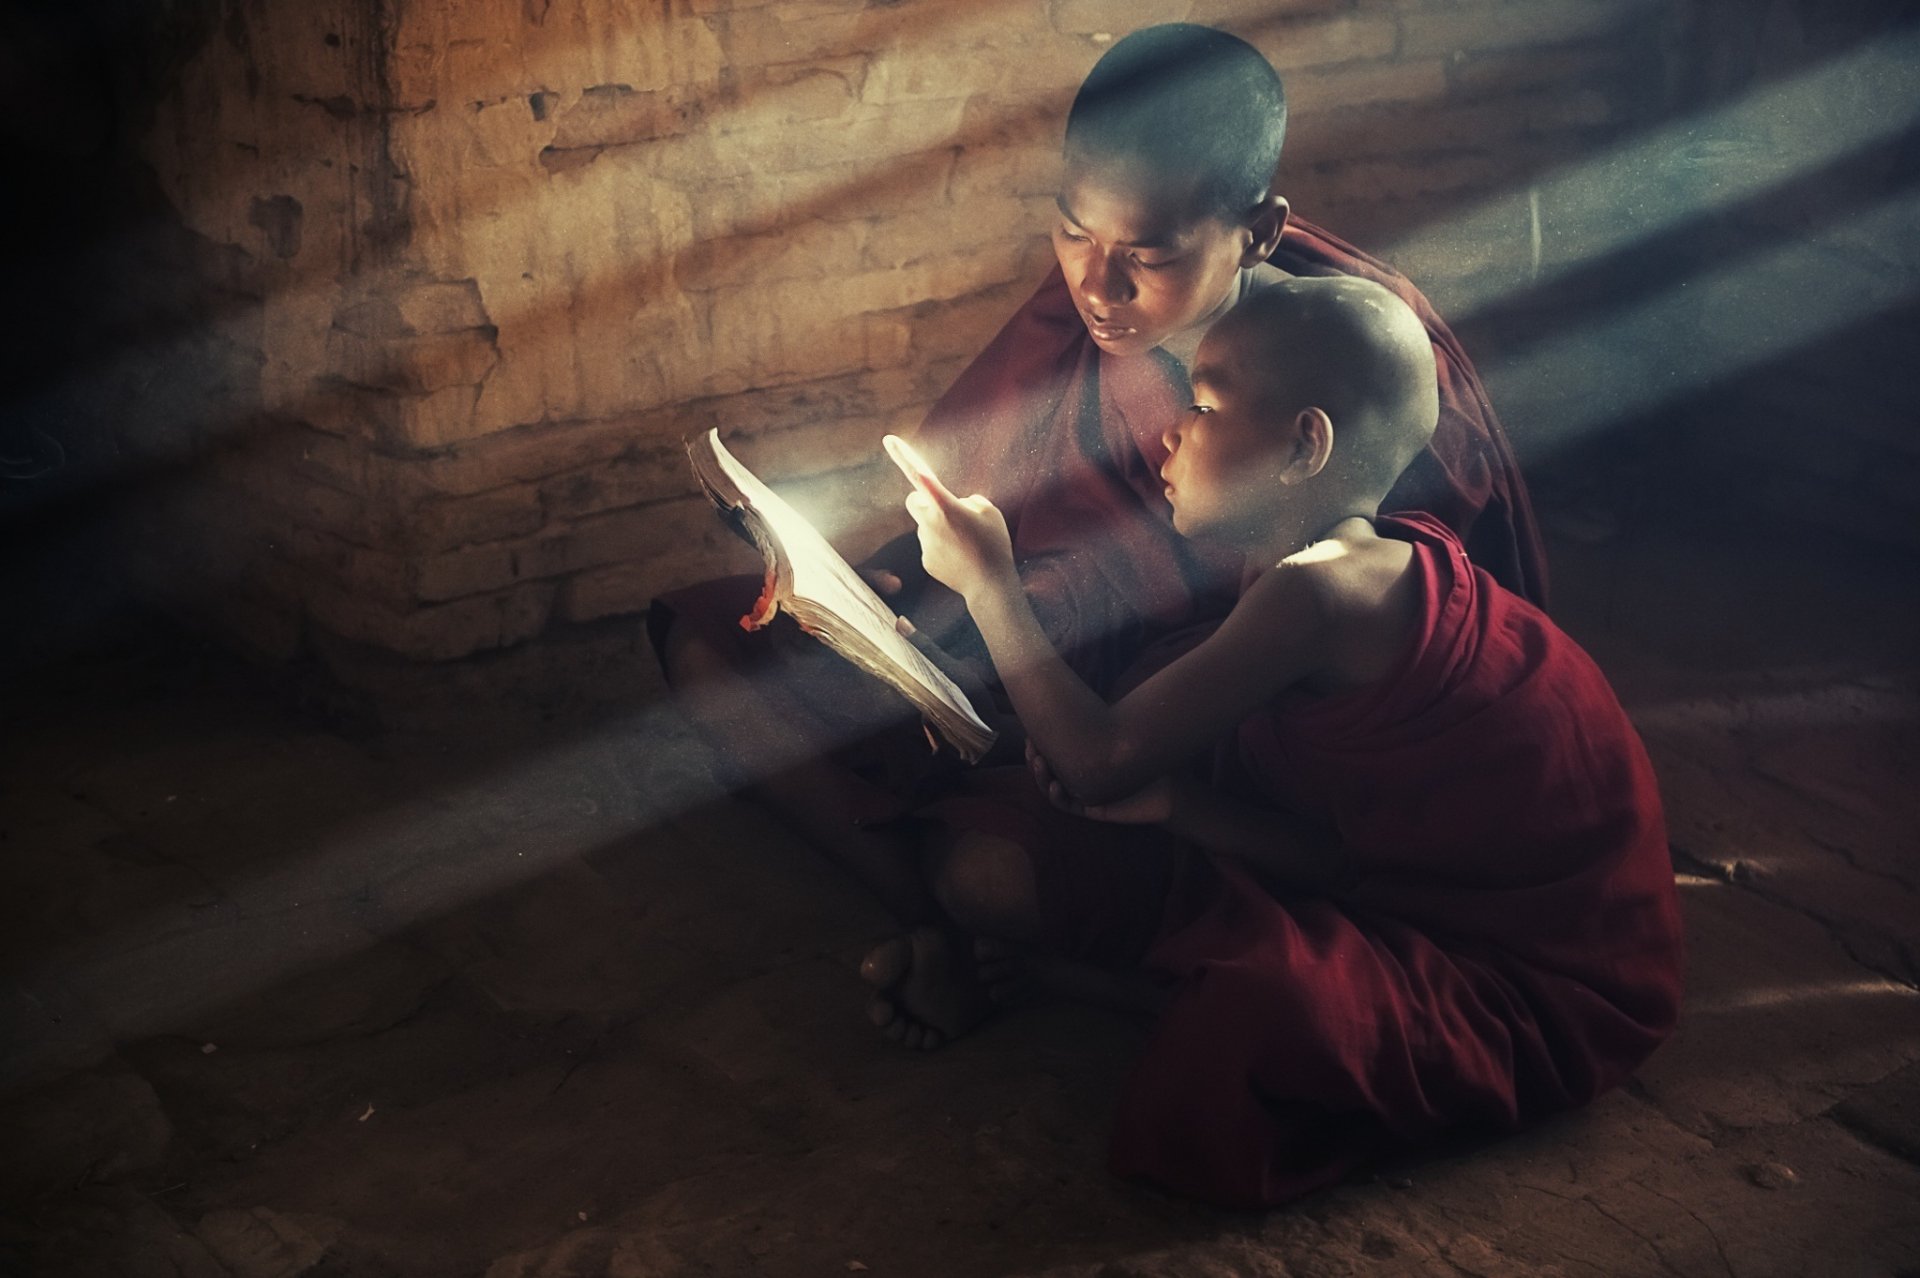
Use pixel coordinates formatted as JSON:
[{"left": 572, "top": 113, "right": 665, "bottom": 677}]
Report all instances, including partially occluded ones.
[
  {"left": 1057, "top": 225, "right": 1089, "bottom": 243},
  {"left": 1135, "top": 256, "right": 1177, "bottom": 272},
  {"left": 1188, "top": 404, "right": 1213, "bottom": 415}
]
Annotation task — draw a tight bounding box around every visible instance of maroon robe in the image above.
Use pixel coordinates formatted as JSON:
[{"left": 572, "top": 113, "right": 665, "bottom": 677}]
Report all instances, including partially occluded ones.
[
  {"left": 1097, "top": 513, "right": 1681, "bottom": 1205},
  {"left": 909, "top": 215, "right": 1548, "bottom": 691},
  {"left": 652, "top": 217, "right": 1547, "bottom": 825}
]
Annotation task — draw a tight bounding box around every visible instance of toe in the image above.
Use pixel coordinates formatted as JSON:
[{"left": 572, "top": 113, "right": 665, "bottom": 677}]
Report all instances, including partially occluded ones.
[
  {"left": 868, "top": 993, "right": 899, "bottom": 1029},
  {"left": 860, "top": 935, "right": 913, "bottom": 988}
]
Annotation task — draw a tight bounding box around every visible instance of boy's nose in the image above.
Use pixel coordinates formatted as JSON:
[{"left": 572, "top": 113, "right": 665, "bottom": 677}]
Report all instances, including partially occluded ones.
[
  {"left": 1081, "top": 251, "right": 1134, "bottom": 309},
  {"left": 1161, "top": 423, "right": 1180, "bottom": 453}
]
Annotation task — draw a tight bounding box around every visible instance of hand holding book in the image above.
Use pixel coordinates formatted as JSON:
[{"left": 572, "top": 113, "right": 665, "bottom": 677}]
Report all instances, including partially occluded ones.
[{"left": 685, "top": 429, "right": 998, "bottom": 762}]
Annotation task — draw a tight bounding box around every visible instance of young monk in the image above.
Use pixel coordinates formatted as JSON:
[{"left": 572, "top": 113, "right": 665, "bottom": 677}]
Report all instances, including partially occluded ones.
[
  {"left": 650, "top": 25, "right": 1545, "bottom": 1002},
  {"left": 876, "top": 277, "right": 1683, "bottom": 1206}
]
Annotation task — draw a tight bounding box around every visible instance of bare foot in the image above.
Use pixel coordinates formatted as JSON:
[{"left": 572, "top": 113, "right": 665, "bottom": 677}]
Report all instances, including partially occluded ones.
[{"left": 859, "top": 926, "right": 993, "bottom": 1050}]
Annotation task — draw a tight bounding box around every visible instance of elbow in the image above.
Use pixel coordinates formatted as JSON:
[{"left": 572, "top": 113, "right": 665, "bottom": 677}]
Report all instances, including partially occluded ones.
[{"left": 1056, "top": 738, "right": 1155, "bottom": 807}]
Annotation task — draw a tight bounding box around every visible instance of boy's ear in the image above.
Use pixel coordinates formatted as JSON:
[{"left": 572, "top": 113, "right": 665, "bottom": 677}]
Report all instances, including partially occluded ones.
[
  {"left": 1281, "top": 406, "right": 1334, "bottom": 482},
  {"left": 1240, "top": 195, "right": 1290, "bottom": 269}
]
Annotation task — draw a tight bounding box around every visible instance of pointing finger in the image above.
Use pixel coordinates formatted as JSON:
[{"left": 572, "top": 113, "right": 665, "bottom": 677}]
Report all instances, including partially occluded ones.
[{"left": 883, "top": 434, "right": 959, "bottom": 505}]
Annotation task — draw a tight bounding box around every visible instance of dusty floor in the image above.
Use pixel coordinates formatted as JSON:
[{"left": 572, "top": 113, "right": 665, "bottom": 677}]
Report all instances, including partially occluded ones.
[{"left": 4, "top": 492, "right": 1919, "bottom": 1278}]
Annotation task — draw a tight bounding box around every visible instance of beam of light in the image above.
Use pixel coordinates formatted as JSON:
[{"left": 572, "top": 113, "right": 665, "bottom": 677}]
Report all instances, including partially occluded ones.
[
  {"left": 1, "top": 654, "right": 910, "bottom": 1089},
  {"left": 15, "top": 24, "right": 1920, "bottom": 1088},
  {"left": 1485, "top": 182, "right": 1919, "bottom": 452},
  {"left": 1386, "top": 24, "right": 1920, "bottom": 321},
  {"left": 1687, "top": 977, "right": 1916, "bottom": 1016},
  {"left": 1627, "top": 681, "right": 1920, "bottom": 735}
]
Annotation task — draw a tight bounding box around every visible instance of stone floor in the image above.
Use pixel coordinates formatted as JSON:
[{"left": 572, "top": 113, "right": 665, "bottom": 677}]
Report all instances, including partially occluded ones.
[{"left": 3, "top": 495, "right": 1919, "bottom": 1278}]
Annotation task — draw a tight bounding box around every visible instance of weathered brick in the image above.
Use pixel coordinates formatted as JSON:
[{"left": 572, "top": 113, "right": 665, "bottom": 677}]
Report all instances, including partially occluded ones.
[
  {"left": 726, "top": 405, "right": 927, "bottom": 485},
  {"left": 550, "top": 83, "right": 703, "bottom": 151},
  {"left": 1286, "top": 89, "right": 1625, "bottom": 167},
  {"left": 711, "top": 61, "right": 863, "bottom": 130},
  {"left": 410, "top": 484, "right": 550, "bottom": 552},
  {"left": 538, "top": 440, "right": 693, "bottom": 521},
  {"left": 1287, "top": 58, "right": 1450, "bottom": 114},
  {"left": 674, "top": 221, "right": 868, "bottom": 293},
  {"left": 556, "top": 497, "right": 742, "bottom": 622},
  {"left": 413, "top": 501, "right": 693, "bottom": 602},
  {"left": 860, "top": 196, "right": 1039, "bottom": 269},
  {"left": 1050, "top": 0, "right": 1195, "bottom": 37},
  {"left": 1299, "top": 151, "right": 1518, "bottom": 202},
  {"left": 282, "top": 525, "right": 414, "bottom": 605},
  {"left": 1400, "top": 2, "right": 1651, "bottom": 59},
  {"left": 863, "top": 312, "right": 913, "bottom": 372},
  {"left": 558, "top": 541, "right": 742, "bottom": 624},
  {"left": 704, "top": 6, "right": 909, "bottom": 71},
  {"left": 907, "top": 276, "right": 1037, "bottom": 365},
  {"left": 413, "top": 532, "right": 557, "bottom": 603},
  {"left": 1244, "top": 15, "right": 1399, "bottom": 71},
  {"left": 411, "top": 407, "right": 717, "bottom": 497},
  {"left": 1193, "top": 0, "right": 1350, "bottom": 23},
  {"left": 387, "top": 385, "right": 487, "bottom": 450},
  {"left": 1446, "top": 42, "right": 1640, "bottom": 100},
  {"left": 703, "top": 97, "right": 971, "bottom": 176},
  {"left": 711, "top": 366, "right": 925, "bottom": 440},
  {"left": 305, "top": 577, "right": 558, "bottom": 661},
  {"left": 949, "top": 144, "right": 1060, "bottom": 204},
  {"left": 772, "top": 149, "right": 959, "bottom": 229},
  {"left": 328, "top": 327, "right": 498, "bottom": 396},
  {"left": 864, "top": 42, "right": 1001, "bottom": 105},
  {"left": 821, "top": 241, "right": 1036, "bottom": 316}
]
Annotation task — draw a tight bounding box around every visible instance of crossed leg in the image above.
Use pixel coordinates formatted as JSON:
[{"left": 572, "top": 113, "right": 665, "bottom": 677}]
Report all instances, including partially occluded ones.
[{"left": 862, "top": 829, "right": 1175, "bottom": 1048}]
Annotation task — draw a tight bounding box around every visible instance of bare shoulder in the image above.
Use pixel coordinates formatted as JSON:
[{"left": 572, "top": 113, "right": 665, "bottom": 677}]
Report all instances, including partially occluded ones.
[{"left": 1277, "top": 526, "right": 1421, "bottom": 692}]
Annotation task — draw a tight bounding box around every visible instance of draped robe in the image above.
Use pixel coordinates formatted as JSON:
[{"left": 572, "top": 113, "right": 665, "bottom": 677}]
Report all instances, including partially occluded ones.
[
  {"left": 905, "top": 215, "right": 1547, "bottom": 692},
  {"left": 1096, "top": 513, "right": 1681, "bottom": 1205}
]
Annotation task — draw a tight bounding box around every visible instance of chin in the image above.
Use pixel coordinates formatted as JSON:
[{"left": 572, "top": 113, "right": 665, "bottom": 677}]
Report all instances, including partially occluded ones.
[
  {"left": 1081, "top": 320, "right": 1159, "bottom": 356},
  {"left": 1087, "top": 332, "right": 1146, "bottom": 358}
]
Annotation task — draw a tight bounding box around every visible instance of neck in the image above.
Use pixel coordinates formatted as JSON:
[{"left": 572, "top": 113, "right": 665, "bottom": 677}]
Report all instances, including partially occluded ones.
[
  {"left": 1245, "top": 507, "right": 1377, "bottom": 570},
  {"left": 1159, "top": 270, "right": 1249, "bottom": 369}
]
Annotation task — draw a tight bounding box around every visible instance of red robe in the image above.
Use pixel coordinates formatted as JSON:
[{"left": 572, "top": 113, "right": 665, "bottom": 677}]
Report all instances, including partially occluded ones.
[
  {"left": 1105, "top": 513, "right": 1681, "bottom": 1205},
  {"left": 655, "top": 217, "right": 1548, "bottom": 815},
  {"left": 909, "top": 216, "right": 1547, "bottom": 691}
]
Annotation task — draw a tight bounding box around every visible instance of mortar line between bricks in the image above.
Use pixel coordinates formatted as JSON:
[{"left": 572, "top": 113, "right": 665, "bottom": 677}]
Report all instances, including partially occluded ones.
[{"left": 1670, "top": 845, "right": 1920, "bottom": 992}]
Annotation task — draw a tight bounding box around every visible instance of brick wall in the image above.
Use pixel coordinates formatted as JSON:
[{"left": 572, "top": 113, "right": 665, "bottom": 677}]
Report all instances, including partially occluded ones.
[{"left": 102, "top": 0, "right": 1692, "bottom": 682}]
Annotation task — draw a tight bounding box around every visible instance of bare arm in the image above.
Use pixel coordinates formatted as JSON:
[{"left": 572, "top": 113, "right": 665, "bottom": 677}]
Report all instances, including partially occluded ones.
[
  {"left": 886, "top": 435, "right": 1332, "bottom": 804},
  {"left": 1029, "top": 749, "right": 1352, "bottom": 892}
]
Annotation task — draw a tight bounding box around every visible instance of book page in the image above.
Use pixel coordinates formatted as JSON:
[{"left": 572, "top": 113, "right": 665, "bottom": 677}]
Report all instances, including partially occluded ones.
[{"left": 694, "top": 432, "right": 993, "bottom": 753}]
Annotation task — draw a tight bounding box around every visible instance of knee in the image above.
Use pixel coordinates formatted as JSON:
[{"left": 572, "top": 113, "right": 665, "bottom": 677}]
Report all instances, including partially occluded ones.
[
  {"left": 929, "top": 831, "right": 1039, "bottom": 941},
  {"left": 658, "top": 611, "right": 726, "bottom": 694}
]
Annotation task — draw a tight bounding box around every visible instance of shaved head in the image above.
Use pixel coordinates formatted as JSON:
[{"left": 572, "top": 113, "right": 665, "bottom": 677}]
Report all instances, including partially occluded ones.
[
  {"left": 1065, "top": 24, "right": 1287, "bottom": 223},
  {"left": 1211, "top": 277, "right": 1439, "bottom": 494}
]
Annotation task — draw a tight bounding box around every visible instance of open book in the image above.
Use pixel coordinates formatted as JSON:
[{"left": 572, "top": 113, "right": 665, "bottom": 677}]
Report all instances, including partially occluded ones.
[{"left": 686, "top": 428, "right": 997, "bottom": 762}]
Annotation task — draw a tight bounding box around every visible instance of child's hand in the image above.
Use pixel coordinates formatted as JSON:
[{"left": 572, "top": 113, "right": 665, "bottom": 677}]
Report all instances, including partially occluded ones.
[
  {"left": 884, "top": 435, "right": 1015, "bottom": 603},
  {"left": 1027, "top": 742, "right": 1178, "bottom": 825}
]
